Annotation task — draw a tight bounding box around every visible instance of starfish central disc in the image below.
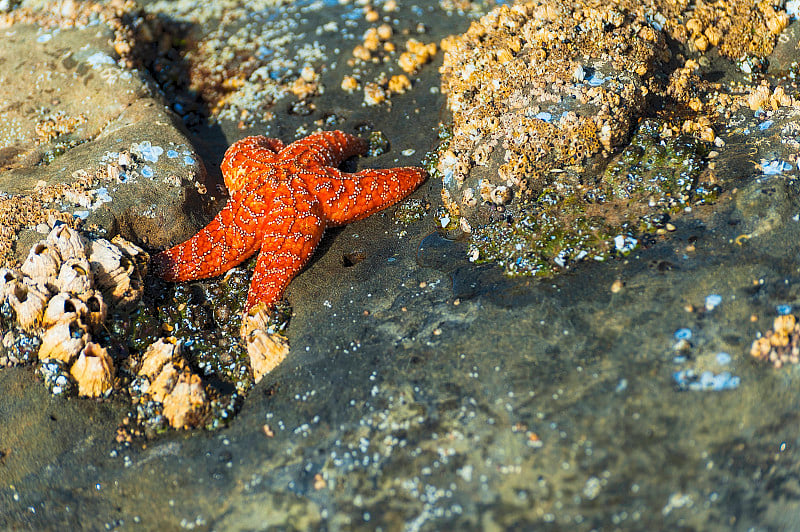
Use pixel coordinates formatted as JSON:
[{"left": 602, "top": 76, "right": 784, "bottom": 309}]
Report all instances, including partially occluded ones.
[{"left": 152, "top": 131, "right": 427, "bottom": 311}]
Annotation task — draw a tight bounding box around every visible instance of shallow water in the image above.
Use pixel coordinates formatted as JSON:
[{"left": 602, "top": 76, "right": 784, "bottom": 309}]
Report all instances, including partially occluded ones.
[{"left": 2, "top": 0, "right": 800, "bottom": 530}]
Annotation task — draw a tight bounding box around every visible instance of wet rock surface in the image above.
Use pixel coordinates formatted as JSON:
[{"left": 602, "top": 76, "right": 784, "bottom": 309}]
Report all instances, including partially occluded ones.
[{"left": 1, "top": 0, "right": 800, "bottom": 530}]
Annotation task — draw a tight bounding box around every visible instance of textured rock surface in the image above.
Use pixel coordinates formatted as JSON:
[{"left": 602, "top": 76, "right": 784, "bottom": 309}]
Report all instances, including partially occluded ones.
[
  {"left": 0, "top": 19, "right": 208, "bottom": 264},
  {"left": 1, "top": 0, "right": 800, "bottom": 531}
]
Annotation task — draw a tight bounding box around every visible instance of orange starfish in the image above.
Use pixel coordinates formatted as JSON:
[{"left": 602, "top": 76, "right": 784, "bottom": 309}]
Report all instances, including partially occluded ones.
[{"left": 152, "top": 130, "right": 426, "bottom": 312}]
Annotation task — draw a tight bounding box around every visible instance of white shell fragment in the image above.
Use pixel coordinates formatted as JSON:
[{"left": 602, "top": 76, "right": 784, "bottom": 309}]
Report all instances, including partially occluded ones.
[{"left": 70, "top": 342, "right": 115, "bottom": 398}]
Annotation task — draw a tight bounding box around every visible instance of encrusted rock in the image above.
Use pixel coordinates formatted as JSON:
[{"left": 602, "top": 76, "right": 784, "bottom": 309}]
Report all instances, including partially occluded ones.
[
  {"left": 70, "top": 342, "right": 114, "bottom": 398},
  {"left": 439, "top": 1, "right": 667, "bottom": 223}
]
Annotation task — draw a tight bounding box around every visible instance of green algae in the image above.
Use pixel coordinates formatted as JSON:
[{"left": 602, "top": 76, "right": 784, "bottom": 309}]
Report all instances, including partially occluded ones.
[
  {"left": 469, "top": 119, "right": 718, "bottom": 276},
  {"left": 393, "top": 198, "right": 429, "bottom": 225},
  {"left": 367, "top": 131, "right": 390, "bottom": 157}
]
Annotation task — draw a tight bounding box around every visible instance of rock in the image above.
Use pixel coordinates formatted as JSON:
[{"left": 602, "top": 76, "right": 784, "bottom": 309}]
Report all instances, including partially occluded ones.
[
  {"left": 439, "top": 2, "right": 666, "bottom": 225},
  {"left": 0, "top": 13, "right": 209, "bottom": 266}
]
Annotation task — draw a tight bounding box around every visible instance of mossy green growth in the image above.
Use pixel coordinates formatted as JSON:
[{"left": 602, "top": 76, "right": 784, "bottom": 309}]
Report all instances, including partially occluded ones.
[
  {"left": 598, "top": 119, "right": 716, "bottom": 213},
  {"left": 469, "top": 119, "right": 717, "bottom": 276},
  {"left": 117, "top": 256, "right": 280, "bottom": 431},
  {"left": 367, "top": 131, "right": 390, "bottom": 157},
  {"left": 423, "top": 123, "right": 452, "bottom": 179},
  {"left": 393, "top": 198, "right": 429, "bottom": 225}
]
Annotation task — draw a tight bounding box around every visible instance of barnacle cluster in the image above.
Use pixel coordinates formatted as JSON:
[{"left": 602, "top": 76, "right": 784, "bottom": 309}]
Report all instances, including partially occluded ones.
[
  {"left": 438, "top": 1, "right": 666, "bottom": 221},
  {"left": 435, "top": 2, "right": 726, "bottom": 275},
  {"left": 644, "top": 0, "right": 788, "bottom": 59},
  {"left": 127, "top": 337, "right": 209, "bottom": 431},
  {"left": 0, "top": 224, "right": 221, "bottom": 430},
  {"left": 0, "top": 223, "right": 146, "bottom": 396},
  {"left": 750, "top": 314, "right": 800, "bottom": 368}
]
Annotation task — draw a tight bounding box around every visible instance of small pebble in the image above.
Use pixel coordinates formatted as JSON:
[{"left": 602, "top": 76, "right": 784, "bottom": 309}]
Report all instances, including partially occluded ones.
[{"left": 705, "top": 294, "right": 722, "bottom": 311}]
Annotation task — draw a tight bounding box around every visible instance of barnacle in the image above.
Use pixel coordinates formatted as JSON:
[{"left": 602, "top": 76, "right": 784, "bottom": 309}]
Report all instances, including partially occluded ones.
[{"left": 70, "top": 342, "right": 114, "bottom": 398}]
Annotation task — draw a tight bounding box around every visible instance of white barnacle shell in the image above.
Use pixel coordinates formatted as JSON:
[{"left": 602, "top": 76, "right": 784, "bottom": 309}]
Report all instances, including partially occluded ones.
[
  {"left": 490, "top": 185, "right": 513, "bottom": 205},
  {"left": 78, "top": 289, "right": 107, "bottom": 332},
  {"left": 162, "top": 370, "right": 206, "bottom": 429},
  {"left": 20, "top": 241, "right": 62, "bottom": 287},
  {"left": 88, "top": 237, "right": 146, "bottom": 308},
  {"left": 45, "top": 224, "right": 87, "bottom": 261},
  {"left": 138, "top": 337, "right": 181, "bottom": 381},
  {"left": 87, "top": 237, "right": 125, "bottom": 284},
  {"left": 246, "top": 330, "right": 289, "bottom": 383},
  {"left": 241, "top": 305, "right": 289, "bottom": 383},
  {"left": 148, "top": 361, "right": 179, "bottom": 402},
  {"left": 7, "top": 276, "right": 50, "bottom": 330},
  {"left": 111, "top": 235, "right": 148, "bottom": 275},
  {"left": 56, "top": 257, "right": 93, "bottom": 295},
  {"left": 38, "top": 319, "right": 88, "bottom": 363},
  {"left": 70, "top": 342, "right": 114, "bottom": 398},
  {"left": 0, "top": 267, "right": 21, "bottom": 299},
  {"left": 42, "top": 292, "right": 88, "bottom": 328}
]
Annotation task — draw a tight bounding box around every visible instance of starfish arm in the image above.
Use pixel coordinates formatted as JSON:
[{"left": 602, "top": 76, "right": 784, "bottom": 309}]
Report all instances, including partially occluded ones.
[
  {"left": 279, "top": 130, "right": 368, "bottom": 168},
  {"left": 152, "top": 189, "right": 267, "bottom": 282},
  {"left": 306, "top": 166, "right": 427, "bottom": 225},
  {"left": 221, "top": 136, "right": 285, "bottom": 193},
  {"left": 245, "top": 201, "right": 326, "bottom": 310}
]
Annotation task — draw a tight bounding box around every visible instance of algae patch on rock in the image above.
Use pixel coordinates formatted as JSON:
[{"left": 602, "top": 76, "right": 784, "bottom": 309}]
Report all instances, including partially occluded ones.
[
  {"left": 467, "top": 120, "right": 715, "bottom": 275},
  {"left": 436, "top": 2, "right": 723, "bottom": 276}
]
